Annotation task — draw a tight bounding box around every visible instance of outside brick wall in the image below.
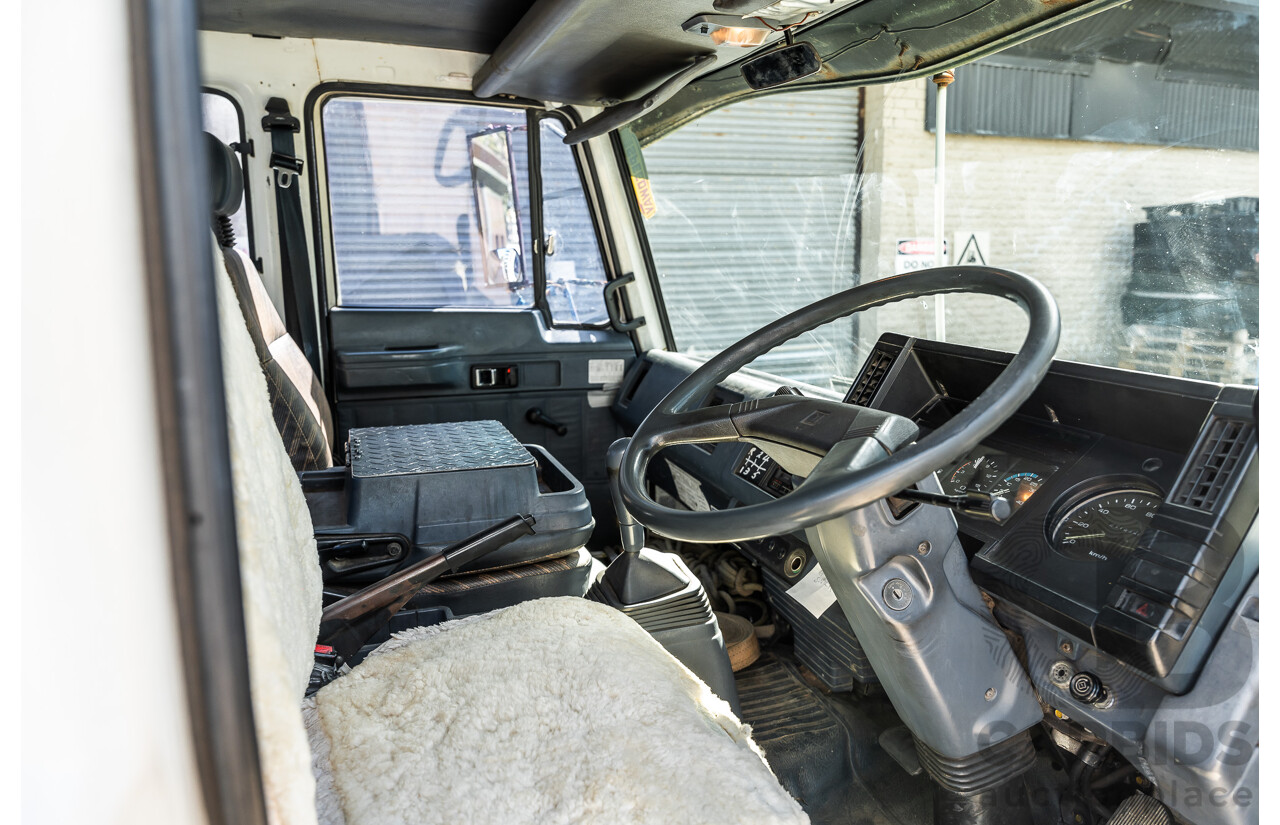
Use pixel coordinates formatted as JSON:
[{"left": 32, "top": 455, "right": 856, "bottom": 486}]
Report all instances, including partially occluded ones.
[{"left": 858, "top": 78, "right": 1259, "bottom": 368}]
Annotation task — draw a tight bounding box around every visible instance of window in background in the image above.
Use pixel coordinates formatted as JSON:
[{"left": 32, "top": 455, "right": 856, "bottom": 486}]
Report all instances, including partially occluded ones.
[
  {"left": 636, "top": 0, "right": 1257, "bottom": 388},
  {"left": 323, "top": 98, "right": 533, "bottom": 309},
  {"left": 635, "top": 87, "right": 866, "bottom": 393},
  {"left": 321, "top": 98, "right": 610, "bottom": 326}
]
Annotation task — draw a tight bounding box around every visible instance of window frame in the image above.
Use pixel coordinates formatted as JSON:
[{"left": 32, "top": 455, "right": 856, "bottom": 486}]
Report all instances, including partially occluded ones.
[
  {"left": 533, "top": 108, "right": 617, "bottom": 329},
  {"left": 201, "top": 87, "right": 258, "bottom": 264},
  {"left": 305, "top": 83, "right": 614, "bottom": 330}
]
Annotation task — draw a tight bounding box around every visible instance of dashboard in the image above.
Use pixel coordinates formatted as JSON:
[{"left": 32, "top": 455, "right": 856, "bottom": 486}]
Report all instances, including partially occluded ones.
[
  {"left": 612, "top": 334, "right": 1258, "bottom": 823},
  {"left": 613, "top": 335, "right": 1257, "bottom": 701}
]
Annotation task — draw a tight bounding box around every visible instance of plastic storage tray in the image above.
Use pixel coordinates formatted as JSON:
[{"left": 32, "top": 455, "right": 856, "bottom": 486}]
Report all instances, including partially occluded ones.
[{"left": 312, "top": 420, "right": 594, "bottom": 580}]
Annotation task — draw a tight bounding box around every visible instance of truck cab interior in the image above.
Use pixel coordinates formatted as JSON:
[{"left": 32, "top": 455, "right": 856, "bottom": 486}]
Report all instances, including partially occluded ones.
[{"left": 24, "top": 0, "right": 1259, "bottom": 824}]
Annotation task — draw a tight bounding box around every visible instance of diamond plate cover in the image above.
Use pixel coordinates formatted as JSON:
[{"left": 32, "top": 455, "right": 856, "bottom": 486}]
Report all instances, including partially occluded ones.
[{"left": 348, "top": 421, "right": 534, "bottom": 478}]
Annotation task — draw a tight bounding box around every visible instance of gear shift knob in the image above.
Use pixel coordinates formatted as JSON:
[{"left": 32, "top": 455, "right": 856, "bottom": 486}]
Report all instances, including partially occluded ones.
[{"left": 607, "top": 438, "right": 646, "bottom": 555}]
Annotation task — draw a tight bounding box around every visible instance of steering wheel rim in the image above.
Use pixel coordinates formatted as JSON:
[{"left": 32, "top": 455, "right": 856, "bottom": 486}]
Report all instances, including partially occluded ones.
[{"left": 619, "top": 266, "right": 1060, "bottom": 543}]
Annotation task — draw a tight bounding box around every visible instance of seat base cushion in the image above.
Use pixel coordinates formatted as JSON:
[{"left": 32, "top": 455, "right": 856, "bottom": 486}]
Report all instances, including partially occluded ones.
[{"left": 306, "top": 596, "right": 808, "bottom": 825}]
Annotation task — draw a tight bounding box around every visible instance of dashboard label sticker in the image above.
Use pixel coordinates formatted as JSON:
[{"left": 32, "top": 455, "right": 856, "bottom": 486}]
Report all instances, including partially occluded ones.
[
  {"left": 666, "top": 460, "right": 711, "bottom": 512},
  {"left": 588, "top": 358, "right": 626, "bottom": 387},
  {"left": 788, "top": 563, "right": 837, "bottom": 619}
]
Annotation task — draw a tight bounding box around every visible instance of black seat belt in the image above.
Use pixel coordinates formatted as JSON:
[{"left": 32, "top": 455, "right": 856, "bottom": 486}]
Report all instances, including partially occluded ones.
[{"left": 262, "top": 97, "right": 322, "bottom": 378}]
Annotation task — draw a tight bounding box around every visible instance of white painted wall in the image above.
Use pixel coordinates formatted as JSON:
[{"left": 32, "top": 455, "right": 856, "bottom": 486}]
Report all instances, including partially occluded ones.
[
  {"left": 22, "top": 2, "right": 208, "bottom": 823},
  {"left": 859, "top": 78, "right": 1258, "bottom": 371}
]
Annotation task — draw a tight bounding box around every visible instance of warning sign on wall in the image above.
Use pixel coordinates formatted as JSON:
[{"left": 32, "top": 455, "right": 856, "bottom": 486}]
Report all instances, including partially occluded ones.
[
  {"left": 894, "top": 238, "right": 948, "bottom": 274},
  {"left": 952, "top": 232, "right": 990, "bottom": 266}
]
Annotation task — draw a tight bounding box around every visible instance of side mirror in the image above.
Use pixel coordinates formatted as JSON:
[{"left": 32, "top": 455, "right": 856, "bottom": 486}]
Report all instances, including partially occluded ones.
[
  {"left": 740, "top": 42, "right": 822, "bottom": 91},
  {"left": 469, "top": 127, "right": 530, "bottom": 289}
]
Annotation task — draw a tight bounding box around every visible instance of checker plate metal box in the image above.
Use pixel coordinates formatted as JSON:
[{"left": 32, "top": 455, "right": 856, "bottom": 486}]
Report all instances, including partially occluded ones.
[
  {"left": 350, "top": 421, "right": 535, "bottom": 477},
  {"left": 339, "top": 421, "right": 593, "bottom": 577}
]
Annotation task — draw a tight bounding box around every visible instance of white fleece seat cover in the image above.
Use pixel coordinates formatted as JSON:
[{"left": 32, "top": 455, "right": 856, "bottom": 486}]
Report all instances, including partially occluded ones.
[
  {"left": 213, "top": 238, "right": 806, "bottom": 825},
  {"left": 310, "top": 597, "right": 808, "bottom": 825}
]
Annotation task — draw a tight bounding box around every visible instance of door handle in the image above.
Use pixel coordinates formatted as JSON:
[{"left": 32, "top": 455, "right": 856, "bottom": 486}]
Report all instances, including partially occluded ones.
[{"left": 603, "top": 273, "right": 645, "bottom": 333}]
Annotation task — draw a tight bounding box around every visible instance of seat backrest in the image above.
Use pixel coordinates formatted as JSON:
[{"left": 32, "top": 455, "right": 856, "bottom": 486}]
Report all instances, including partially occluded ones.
[
  {"left": 207, "top": 133, "right": 335, "bottom": 471},
  {"left": 207, "top": 132, "right": 327, "bottom": 824},
  {"left": 213, "top": 232, "right": 324, "bottom": 825}
]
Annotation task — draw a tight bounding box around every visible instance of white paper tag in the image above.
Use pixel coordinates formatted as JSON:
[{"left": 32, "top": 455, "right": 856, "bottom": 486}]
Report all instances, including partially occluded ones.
[
  {"left": 787, "top": 563, "right": 837, "bottom": 619},
  {"left": 588, "top": 358, "right": 626, "bottom": 387},
  {"left": 666, "top": 460, "right": 711, "bottom": 512},
  {"left": 586, "top": 389, "right": 616, "bottom": 408}
]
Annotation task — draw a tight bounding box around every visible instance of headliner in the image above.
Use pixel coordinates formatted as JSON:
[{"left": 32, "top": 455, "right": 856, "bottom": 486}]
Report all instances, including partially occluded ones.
[
  {"left": 199, "top": 0, "right": 537, "bottom": 54},
  {"left": 197, "top": 0, "right": 1252, "bottom": 140}
]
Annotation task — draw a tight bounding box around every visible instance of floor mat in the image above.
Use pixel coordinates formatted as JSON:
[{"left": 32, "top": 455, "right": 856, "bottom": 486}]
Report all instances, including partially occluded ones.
[{"left": 737, "top": 651, "right": 934, "bottom": 825}]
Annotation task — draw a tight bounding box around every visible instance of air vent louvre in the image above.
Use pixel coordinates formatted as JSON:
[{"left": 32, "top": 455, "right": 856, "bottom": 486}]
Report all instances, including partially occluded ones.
[
  {"left": 847, "top": 349, "right": 894, "bottom": 406},
  {"left": 1172, "top": 417, "right": 1255, "bottom": 511}
]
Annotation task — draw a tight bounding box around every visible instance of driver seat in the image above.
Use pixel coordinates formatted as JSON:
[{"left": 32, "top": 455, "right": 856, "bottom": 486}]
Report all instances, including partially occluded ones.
[{"left": 209, "top": 178, "right": 807, "bottom": 825}]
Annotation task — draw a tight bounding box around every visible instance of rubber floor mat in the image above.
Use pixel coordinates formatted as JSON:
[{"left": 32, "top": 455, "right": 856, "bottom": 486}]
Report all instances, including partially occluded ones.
[{"left": 737, "top": 652, "right": 933, "bottom": 825}]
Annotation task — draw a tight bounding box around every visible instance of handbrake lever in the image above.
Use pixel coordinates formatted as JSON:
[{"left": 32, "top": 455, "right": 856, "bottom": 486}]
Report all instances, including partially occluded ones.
[{"left": 892, "top": 488, "right": 1012, "bottom": 524}]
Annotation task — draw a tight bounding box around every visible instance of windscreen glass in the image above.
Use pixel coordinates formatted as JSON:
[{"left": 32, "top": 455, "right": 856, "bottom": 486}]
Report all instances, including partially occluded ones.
[{"left": 634, "top": 1, "right": 1258, "bottom": 392}]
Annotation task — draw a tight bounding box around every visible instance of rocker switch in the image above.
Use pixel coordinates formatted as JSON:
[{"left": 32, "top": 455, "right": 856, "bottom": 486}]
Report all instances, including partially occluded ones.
[{"left": 471, "top": 365, "right": 518, "bottom": 389}]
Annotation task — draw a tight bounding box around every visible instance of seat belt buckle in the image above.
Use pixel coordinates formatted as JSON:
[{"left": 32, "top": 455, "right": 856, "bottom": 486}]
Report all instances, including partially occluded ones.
[
  {"left": 307, "top": 643, "right": 346, "bottom": 696},
  {"left": 270, "top": 152, "right": 304, "bottom": 190}
]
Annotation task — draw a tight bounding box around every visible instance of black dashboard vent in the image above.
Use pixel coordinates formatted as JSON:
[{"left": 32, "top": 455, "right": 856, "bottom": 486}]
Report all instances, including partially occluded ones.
[
  {"left": 1171, "top": 417, "right": 1255, "bottom": 511},
  {"left": 847, "top": 348, "right": 894, "bottom": 407}
]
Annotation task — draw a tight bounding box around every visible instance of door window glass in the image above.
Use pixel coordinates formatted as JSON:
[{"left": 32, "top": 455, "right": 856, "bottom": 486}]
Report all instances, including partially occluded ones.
[
  {"left": 539, "top": 118, "right": 610, "bottom": 325},
  {"left": 322, "top": 98, "right": 533, "bottom": 308}
]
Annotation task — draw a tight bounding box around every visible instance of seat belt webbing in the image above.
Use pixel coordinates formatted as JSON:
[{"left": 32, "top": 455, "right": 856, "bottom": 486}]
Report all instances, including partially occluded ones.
[{"left": 262, "top": 97, "right": 322, "bottom": 378}]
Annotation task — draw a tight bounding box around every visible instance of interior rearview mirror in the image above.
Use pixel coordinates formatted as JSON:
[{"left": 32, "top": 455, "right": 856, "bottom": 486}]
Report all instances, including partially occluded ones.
[{"left": 740, "top": 42, "right": 822, "bottom": 91}]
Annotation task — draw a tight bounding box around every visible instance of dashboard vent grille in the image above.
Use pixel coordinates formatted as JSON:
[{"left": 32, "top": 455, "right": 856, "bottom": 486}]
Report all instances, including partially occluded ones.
[
  {"left": 847, "top": 349, "right": 894, "bottom": 406},
  {"left": 1172, "top": 417, "right": 1255, "bottom": 511}
]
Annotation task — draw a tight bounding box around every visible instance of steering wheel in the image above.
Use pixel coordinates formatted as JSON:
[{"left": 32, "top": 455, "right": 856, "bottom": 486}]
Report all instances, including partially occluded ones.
[{"left": 618, "top": 266, "right": 1060, "bottom": 543}]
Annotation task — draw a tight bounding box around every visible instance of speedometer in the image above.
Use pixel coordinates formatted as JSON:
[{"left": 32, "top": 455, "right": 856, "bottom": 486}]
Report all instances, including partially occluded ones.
[{"left": 1050, "top": 489, "right": 1161, "bottom": 563}]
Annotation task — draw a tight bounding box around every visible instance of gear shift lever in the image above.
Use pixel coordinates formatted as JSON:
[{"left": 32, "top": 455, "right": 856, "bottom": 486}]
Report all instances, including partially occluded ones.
[
  {"left": 607, "top": 438, "right": 646, "bottom": 556},
  {"left": 596, "top": 438, "right": 685, "bottom": 603},
  {"left": 591, "top": 438, "right": 740, "bottom": 711}
]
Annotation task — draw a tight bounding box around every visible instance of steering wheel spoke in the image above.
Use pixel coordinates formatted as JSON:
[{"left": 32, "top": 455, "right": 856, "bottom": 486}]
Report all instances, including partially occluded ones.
[
  {"left": 730, "top": 396, "right": 919, "bottom": 476},
  {"left": 635, "top": 403, "right": 739, "bottom": 453}
]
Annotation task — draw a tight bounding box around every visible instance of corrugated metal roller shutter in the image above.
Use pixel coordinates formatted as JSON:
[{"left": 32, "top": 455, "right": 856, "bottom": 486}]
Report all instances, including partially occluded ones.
[{"left": 642, "top": 88, "right": 863, "bottom": 390}]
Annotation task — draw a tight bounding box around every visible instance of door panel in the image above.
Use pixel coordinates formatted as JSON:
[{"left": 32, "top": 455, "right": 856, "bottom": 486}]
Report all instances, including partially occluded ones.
[{"left": 328, "top": 307, "right": 634, "bottom": 542}]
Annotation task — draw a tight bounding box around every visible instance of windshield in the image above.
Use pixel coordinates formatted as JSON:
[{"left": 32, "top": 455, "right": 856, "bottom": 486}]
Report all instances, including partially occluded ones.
[{"left": 632, "top": 0, "right": 1258, "bottom": 394}]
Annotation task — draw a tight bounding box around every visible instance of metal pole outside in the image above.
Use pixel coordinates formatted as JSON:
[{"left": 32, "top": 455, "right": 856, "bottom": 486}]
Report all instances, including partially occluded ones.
[{"left": 932, "top": 70, "right": 955, "bottom": 341}]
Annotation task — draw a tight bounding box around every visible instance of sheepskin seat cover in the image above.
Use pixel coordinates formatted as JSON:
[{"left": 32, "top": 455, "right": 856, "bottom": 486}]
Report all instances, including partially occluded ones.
[
  {"left": 309, "top": 597, "right": 808, "bottom": 825},
  {"left": 215, "top": 241, "right": 323, "bottom": 825},
  {"left": 214, "top": 237, "right": 806, "bottom": 825}
]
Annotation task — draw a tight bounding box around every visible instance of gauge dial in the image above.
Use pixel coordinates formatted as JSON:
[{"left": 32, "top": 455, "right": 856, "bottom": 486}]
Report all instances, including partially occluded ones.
[
  {"left": 993, "top": 471, "right": 1047, "bottom": 508},
  {"left": 1051, "top": 489, "right": 1161, "bottom": 563},
  {"left": 943, "top": 455, "right": 1005, "bottom": 495}
]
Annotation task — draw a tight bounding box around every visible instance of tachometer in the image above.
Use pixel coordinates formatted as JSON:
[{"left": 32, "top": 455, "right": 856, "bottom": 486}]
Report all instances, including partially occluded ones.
[{"left": 1050, "top": 489, "right": 1161, "bottom": 563}]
